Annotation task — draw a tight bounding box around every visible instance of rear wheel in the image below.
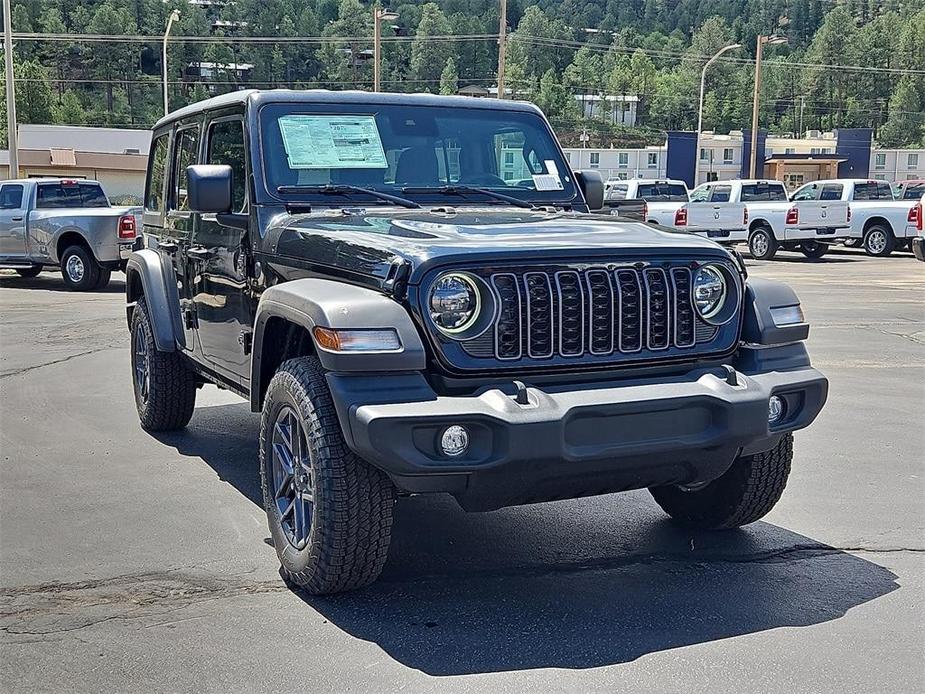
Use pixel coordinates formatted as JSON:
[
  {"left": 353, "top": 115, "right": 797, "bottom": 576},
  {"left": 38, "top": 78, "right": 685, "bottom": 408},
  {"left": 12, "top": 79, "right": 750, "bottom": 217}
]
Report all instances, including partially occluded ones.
[
  {"left": 748, "top": 226, "right": 778, "bottom": 260},
  {"left": 60, "top": 245, "right": 101, "bottom": 291},
  {"left": 93, "top": 268, "right": 112, "bottom": 290},
  {"left": 649, "top": 434, "right": 793, "bottom": 529},
  {"left": 15, "top": 266, "right": 42, "bottom": 278},
  {"left": 130, "top": 298, "right": 197, "bottom": 432},
  {"left": 799, "top": 240, "right": 827, "bottom": 259},
  {"left": 863, "top": 224, "right": 895, "bottom": 257},
  {"left": 260, "top": 357, "right": 394, "bottom": 595}
]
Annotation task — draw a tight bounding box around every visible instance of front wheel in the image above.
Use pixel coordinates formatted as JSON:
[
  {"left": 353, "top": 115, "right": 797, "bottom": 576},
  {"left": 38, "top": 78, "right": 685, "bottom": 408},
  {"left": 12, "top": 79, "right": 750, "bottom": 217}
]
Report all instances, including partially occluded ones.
[
  {"left": 60, "top": 245, "right": 101, "bottom": 291},
  {"left": 863, "top": 225, "right": 895, "bottom": 257},
  {"left": 260, "top": 357, "right": 394, "bottom": 595},
  {"left": 748, "top": 227, "right": 778, "bottom": 260},
  {"left": 649, "top": 434, "right": 793, "bottom": 529},
  {"left": 799, "top": 240, "right": 827, "bottom": 259},
  {"left": 130, "top": 298, "right": 197, "bottom": 431}
]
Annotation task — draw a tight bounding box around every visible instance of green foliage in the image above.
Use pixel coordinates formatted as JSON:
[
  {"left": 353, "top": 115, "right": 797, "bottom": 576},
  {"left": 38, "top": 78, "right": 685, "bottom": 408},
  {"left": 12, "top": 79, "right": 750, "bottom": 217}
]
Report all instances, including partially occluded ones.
[{"left": 2, "top": 0, "right": 924, "bottom": 147}]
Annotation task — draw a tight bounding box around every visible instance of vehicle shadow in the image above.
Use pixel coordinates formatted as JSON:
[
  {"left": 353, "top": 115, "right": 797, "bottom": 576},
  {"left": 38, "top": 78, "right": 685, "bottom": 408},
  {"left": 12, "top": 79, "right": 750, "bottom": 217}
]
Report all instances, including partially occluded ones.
[
  {"left": 158, "top": 402, "right": 900, "bottom": 676},
  {"left": 0, "top": 271, "right": 127, "bottom": 294}
]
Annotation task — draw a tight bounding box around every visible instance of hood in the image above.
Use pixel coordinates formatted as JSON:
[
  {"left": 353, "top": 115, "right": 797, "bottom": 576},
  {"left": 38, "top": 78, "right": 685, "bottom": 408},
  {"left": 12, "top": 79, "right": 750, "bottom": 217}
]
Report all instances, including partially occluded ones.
[{"left": 267, "top": 206, "right": 733, "bottom": 287}]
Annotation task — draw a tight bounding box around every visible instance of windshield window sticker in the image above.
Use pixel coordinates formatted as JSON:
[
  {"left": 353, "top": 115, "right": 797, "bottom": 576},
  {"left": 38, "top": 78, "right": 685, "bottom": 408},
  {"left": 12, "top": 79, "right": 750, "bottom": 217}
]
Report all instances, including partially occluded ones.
[
  {"left": 278, "top": 115, "right": 388, "bottom": 169},
  {"left": 533, "top": 173, "right": 564, "bottom": 191}
]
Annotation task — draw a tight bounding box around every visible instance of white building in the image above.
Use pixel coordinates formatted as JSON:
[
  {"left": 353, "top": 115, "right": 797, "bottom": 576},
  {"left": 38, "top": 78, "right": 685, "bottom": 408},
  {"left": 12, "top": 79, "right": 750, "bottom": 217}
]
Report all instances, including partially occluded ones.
[{"left": 573, "top": 95, "right": 638, "bottom": 127}]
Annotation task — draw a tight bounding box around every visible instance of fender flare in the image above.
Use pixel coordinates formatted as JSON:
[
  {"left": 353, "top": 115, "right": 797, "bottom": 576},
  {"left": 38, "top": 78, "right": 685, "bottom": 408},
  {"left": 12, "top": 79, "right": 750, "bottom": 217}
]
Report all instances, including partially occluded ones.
[
  {"left": 251, "top": 278, "right": 427, "bottom": 408},
  {"left": 742, "top": 278, "right": 809, "bottom": 346},
  {"left": 125, "top": 250, "right": 180, "bottom": 352},
  {"left": 52, "top": 226, "right": 94, "bottom": 263}
]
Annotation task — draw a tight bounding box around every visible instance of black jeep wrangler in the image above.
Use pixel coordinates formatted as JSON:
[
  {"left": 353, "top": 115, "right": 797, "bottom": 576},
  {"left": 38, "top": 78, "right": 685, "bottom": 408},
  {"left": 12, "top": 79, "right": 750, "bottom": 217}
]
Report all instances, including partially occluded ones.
[{"left": 127, "top": 90, "right": 827, "bottom": 594}]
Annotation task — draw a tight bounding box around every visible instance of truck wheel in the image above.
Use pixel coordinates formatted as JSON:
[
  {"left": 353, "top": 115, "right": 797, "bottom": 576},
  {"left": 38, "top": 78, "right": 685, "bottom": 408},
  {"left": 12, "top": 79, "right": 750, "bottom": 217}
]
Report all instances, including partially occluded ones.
[
  {"left": 93, "top": 268, "right": 112, "bottom": 290},
  {"left": 60, "top": 245, "right": 101, "bottom": 291},
  {"left": 799, "top": 241, "right": 827, "bottom": 259},
  {"left": 748, "top": 226, "right": 778, "bottom": 260},
  {"left": 259, "top": 357, "right": 394, "bottom": 595},
  {"left": 863, "top": 225, "right": 895, "bottom": 257},
  {"left": 15, "top": 266, "right": 42, "bottom": 278},
  {"left": 130, "top": 298, "right": 197, "bottom": 432},
  {"left": 649, "top": 434, "right": 793, "bottom": 529}
]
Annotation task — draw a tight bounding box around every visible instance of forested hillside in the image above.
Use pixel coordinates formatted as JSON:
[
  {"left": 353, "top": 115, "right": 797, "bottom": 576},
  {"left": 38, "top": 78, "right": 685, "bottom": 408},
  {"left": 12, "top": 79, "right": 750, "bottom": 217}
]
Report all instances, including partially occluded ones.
[{"left": 2, "top": 0, "right": 924, "bottom": 147}]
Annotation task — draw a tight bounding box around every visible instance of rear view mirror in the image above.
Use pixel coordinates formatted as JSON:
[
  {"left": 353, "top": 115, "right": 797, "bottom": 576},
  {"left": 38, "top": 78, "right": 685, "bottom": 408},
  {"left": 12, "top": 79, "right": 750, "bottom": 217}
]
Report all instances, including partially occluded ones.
[
  {"left": 186, "top": 164, "right": 233, "bottom": 214},
  {"left": 574, "top": 170, "right": 605, "bottom": 211}
]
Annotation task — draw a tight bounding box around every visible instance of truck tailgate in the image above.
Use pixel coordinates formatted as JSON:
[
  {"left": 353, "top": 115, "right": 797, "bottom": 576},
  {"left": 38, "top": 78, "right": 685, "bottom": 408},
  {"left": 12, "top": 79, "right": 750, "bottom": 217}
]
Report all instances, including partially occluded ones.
[
  {"left": 683, "top": 202, "right": 747, "bottom": 232},
  {"left": 791, "top": 200, "right": 849, "bottom": 229}
]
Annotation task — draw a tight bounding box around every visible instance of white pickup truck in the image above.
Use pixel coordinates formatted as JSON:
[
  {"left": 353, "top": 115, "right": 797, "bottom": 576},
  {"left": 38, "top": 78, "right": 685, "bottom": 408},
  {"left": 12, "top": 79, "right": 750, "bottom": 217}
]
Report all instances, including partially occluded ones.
[
  {"left": 690, "top": 179, "right": 850, "bottom": 260},
  {"left": 0, "top": 178, "right": 140, "bottom": 290},
  {"left": 791, "top": 178, "right": 919, "bottom": 257},
  {"left": 671, "top": 181, "right": 748, "bottom": 244},
  {"left": 604, "top": 178, "right": 689, "bottom": 226}
]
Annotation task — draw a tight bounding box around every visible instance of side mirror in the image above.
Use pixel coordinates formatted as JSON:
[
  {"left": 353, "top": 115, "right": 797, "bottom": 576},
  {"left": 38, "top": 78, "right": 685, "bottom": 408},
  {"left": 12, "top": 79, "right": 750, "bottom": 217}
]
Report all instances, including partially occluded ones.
[
  {"left": 186, "top": 164, "right": 233, "bottom": 214},
  {"left": 574, "top": 170, "right": 604, "bottom": 211}
]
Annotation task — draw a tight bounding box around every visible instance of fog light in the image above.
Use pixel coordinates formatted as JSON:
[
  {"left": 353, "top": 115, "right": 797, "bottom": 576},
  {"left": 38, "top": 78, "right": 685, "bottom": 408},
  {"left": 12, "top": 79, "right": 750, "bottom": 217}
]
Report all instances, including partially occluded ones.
[
  {"left": 768, "top": 395, "right": 785, "bottom": 424},
  {"left": 440, "top": 425, "right": 469, "bottom": 457}
]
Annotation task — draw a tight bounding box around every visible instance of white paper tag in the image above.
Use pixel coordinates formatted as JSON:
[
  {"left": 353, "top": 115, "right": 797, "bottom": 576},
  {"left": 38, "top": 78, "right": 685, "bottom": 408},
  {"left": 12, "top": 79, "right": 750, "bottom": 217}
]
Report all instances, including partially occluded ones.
[
  {"left": 533, "top": 174, "right": 563, "bottom": 191},
  {"left": 544, "top": 159, "right": 560, "bottom": 177}
]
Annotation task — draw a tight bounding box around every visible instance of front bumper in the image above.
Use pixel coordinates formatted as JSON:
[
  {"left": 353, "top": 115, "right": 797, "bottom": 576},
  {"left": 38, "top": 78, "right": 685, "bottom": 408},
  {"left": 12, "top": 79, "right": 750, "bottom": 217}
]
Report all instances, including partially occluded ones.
[
  {"left": 913, "top": 236, "right": 925, "bottom": 262},
  {"left": 329, "top": 349, "right": 828, "bottom": 511}
]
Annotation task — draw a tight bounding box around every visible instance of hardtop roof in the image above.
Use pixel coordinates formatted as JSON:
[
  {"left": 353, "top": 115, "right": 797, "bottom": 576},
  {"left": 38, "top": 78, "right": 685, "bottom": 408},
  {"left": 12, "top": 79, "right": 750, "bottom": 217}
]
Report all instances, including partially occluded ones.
[{"left": 153, "top": 89, "right": 543, "bottom": 131}]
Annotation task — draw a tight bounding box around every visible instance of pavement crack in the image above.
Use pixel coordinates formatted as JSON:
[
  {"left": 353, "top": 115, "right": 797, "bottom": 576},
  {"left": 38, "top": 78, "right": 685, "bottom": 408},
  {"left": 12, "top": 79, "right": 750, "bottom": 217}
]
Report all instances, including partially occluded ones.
[{"left": 0, "top": 346, "right": 117, "bottom": 379}]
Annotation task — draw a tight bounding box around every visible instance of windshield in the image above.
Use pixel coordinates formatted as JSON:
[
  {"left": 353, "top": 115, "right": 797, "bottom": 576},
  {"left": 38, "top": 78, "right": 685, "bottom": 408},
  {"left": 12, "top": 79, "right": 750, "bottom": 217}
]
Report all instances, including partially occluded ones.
[
  {"left": 635, "top": 183, "right": 688, "bottom": 202},
  {"left": 259, "top": 102, "right": 576, "bottom": 205},
  {"left": 740, "top": 183, "right": 788, "bottom": 202},
  {"left": 900, "top": 182, "right": 925, "bottom": 200}
]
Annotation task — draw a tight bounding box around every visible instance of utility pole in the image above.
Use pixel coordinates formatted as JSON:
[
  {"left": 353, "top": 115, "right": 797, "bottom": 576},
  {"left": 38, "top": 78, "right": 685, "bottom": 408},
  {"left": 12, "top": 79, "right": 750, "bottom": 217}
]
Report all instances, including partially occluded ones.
[
  {"left": 372, "top": 5, "right": 398, "bottom": 92},
  {"left": 496, "top": 0, "right": 507, "bottom": 99},
  {"left": 750, "top": 34, "right": 787, "bottom": 178},
  {"left": 3, "top": 0, "right": 19, "bottom": 178},
  {"left": 799, "top": 96, "right": 805, "bottom": 136}
]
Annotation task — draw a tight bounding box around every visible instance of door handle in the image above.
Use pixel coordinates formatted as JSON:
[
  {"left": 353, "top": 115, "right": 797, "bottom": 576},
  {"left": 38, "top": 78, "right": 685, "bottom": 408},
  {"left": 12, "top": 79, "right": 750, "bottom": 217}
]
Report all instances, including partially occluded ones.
[
  {"left": 158, "top": 241, "right": 179, "bottom": 254},
  {"left": 186, "top": 246, "right": 213, "bottom": 260},
  {"left": 11, "top": 216, "right": 23, "bottom": 221}
]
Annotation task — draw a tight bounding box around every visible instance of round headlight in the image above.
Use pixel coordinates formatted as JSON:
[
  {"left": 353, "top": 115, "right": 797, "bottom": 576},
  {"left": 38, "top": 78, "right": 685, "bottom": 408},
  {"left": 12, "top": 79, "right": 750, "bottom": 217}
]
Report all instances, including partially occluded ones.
[
  {"left": 693, "top": 265, "right": 727, "bottom": 320},
  {"left": 429, "top": 273, "right": 480, "bottom": 334}
]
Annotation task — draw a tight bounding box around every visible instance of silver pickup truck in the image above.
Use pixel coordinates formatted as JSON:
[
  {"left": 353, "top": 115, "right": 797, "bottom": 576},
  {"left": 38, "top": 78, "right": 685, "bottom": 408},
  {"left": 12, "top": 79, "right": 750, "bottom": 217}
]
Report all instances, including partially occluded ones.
[{"left": 0, "top": 178, "right": 140, "bottom": 290}]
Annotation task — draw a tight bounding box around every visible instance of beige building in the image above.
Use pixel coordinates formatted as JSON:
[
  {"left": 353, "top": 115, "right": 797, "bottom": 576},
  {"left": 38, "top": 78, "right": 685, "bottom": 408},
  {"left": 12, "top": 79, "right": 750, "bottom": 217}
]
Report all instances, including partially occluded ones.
[{"left": 0, "top": 125, "right": 151, "bottom": 204}]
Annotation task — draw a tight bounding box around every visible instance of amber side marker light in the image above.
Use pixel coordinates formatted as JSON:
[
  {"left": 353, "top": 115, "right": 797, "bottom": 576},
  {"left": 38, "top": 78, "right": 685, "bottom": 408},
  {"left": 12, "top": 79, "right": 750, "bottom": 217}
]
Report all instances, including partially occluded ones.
[{"left": 312, "top": 327, "right": 402, "bottom": 353}]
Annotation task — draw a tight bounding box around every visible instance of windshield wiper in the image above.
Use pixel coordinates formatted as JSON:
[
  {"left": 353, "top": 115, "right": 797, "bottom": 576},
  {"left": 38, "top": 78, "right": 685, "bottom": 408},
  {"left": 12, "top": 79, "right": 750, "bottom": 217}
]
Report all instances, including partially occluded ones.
[
  {"left": 276, "top": 184, "right": 421, "bottom": 209},
  {"left": 401, "top": 185, "right": 537, "bottom": 210}
]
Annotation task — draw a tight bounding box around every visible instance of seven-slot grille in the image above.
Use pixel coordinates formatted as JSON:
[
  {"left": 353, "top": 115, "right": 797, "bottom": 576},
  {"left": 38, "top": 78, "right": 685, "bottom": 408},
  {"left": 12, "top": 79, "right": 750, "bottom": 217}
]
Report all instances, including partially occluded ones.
[{"left": 484, "top": 264, "right": 704, "bottom": 362}]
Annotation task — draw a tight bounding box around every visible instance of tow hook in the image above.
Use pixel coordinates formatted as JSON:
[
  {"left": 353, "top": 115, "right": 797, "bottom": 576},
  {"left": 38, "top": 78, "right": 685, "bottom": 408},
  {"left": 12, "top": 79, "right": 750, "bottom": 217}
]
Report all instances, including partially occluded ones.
[
  {"left": 512, "top": 380, "right": 530, "bottom": 405},
  {"left": 721, "top": 364, "right": 739, "bottom": 386}
]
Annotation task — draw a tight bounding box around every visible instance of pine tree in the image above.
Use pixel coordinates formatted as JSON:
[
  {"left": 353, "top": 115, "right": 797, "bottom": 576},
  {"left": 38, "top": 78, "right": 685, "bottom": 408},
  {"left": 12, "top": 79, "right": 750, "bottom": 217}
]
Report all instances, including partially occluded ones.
[{"left": 439, "top": 57, "right": 459, "bottom": 95}]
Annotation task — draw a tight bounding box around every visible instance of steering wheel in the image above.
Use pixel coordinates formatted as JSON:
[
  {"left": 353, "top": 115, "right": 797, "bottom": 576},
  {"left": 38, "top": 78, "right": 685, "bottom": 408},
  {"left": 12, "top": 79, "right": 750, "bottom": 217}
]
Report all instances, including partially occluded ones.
[{"left": 459, "top": 173, "right": 508, "bottom": 187}]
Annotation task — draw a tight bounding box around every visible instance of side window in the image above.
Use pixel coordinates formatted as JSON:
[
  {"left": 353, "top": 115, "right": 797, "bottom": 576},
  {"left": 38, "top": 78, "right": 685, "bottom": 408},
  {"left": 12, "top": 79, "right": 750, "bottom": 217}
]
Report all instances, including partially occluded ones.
[
  {"left": 820, "top": 184, "right": 843, "bottom": 201},
  {"left": 689, "top": 185, "right": 710, "bottom": 202},
  {"left": 145, "top": 134, "right": 169, "bottom": 212},
  {"left": 877, "top": 182, "right": 894, "bottom": 200},
  {"left": 172, "top": 127, "right": 200, "bottom": 212},
  {"left": 0, "top": 184, "right": 24, "bottom": 209},
  {"left": 792, "top": 184, "right": 818, "bottom": 202},
  {"left": 710, "top": 185, "right": 731, "bottom": 202},
  {"left": 207, "top": 119, "right": 247, "bottom": 213}
]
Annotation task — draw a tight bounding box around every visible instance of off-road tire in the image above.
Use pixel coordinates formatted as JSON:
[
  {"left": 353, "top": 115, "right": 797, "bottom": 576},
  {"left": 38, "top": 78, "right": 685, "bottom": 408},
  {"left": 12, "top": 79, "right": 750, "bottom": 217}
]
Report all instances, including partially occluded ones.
[
  {"left": 94, "top": 267, "right": 112, "bottom": 290},
  {"left": 799, "top": 240, "right": 827, "bottom": 259},
  {"left": 60, "top": 245, "right": 101, "bottom": 291},
  {"left": 863, "top": 224, "right": 895, "bottom": 257},
  {"left": 15, "top": 266, "right": 42, "bottom": 278},
  {"left": 130, "top": 298, "right": 197, "bottom": 432},
  {"left": 649, "top": 434, "right": 793, "bottom": 529},
  {"left": 259, "top": 357, "right": 394, "bottom": 595},
  {"left": 748, "top": 226, "right": 778, "bottom": 260}
]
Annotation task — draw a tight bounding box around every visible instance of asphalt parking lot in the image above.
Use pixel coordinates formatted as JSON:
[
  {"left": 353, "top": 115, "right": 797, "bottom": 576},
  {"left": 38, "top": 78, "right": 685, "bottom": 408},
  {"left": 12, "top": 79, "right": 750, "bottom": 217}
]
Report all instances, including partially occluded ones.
[{"left": 1, "top": 247, "right": 923, "bottom": 693}]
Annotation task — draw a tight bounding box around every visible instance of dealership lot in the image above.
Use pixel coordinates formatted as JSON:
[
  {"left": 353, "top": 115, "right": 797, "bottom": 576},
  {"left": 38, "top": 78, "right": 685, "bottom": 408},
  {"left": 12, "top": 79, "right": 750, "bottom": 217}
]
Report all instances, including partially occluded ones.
[{"left": 1, "top": 249, "right": 923, "bottom": 693}]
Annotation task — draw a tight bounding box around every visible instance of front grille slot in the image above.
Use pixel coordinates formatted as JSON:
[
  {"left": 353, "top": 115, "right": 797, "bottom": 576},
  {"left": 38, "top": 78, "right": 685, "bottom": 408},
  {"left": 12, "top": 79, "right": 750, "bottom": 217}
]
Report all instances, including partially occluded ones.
[{"left": 480, "top": 263, "right": 718, "bottom": 363}]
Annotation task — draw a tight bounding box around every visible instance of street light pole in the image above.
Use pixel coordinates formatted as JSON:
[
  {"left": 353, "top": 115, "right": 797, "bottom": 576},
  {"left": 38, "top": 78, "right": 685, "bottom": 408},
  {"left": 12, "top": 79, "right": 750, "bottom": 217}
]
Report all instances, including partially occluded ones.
[
  {"left": 163, "top": 9, "right": 180, "bottom": 117},
  {"left": 3, "top": 0, "right": 18, "bottom": 179},
  {"left": 372, "top": 5, "right": 398, "bottom": 92},
  {"left": 694, "top": 42, "right": 741, "bottom": 186},
  {"left": 750, "top": 34, "right": 787, "bottom": 178}
]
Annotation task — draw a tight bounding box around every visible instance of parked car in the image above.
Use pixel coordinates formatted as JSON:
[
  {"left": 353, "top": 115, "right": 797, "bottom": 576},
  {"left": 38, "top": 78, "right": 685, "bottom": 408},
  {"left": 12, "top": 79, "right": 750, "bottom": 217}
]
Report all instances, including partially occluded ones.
[
  {"left": 671, "top": 181, "right": 749, "bottom": 244},
  {"left": 127, "top": 90, "right": 828, "bottom": 594},
  {"left": 894, "top": 179, "right": 925, "bottom": 202},
  {"left": 910, "top": 195, "right": 924, "bottom": 262},
  {"left": 603, "top": 178, "right": 689, "bottom": 226},
  {"left": 691, "top": 179, "right": 851, "bottom": 260},
  {"left": 790, "top": 179, "right": 919, "bottom": 257},
  {"left": 0, "top": 178, "right": 139, "bottom": 290}
]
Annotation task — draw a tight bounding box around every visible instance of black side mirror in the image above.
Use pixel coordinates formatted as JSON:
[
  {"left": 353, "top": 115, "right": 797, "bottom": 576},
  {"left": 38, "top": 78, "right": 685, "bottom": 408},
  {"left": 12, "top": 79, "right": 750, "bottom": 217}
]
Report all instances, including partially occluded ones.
[
  {"left": 574, "top": 170, "right": 604, "bottom": 211},
  {"left": 186, "top": 164, "right": 233, "bottom": 214}
]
